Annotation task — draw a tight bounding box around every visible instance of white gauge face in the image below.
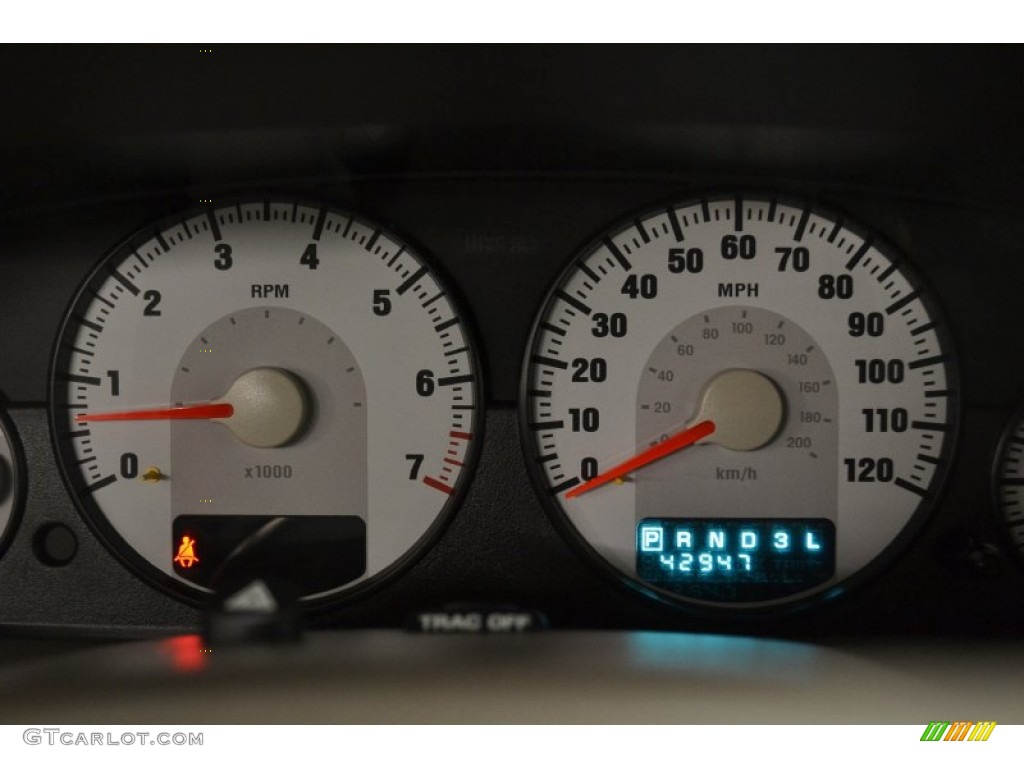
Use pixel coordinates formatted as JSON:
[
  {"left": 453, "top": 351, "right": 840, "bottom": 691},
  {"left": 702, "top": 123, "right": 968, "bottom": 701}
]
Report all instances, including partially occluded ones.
[
  {"left": 523, "top": 195, "right": 956, "bottom": 610},
  {"left": 994, "top": 413, "right": 1024, "bottom": 565},
  {"left": 53, "top": 200, "right": 480, "bottom": 603}
]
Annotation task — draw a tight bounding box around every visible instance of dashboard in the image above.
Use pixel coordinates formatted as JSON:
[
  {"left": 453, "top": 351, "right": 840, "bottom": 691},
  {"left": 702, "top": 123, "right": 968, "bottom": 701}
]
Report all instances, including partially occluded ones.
[{"left": 1, "top": 45, "right": 1024, "bottom": 723}]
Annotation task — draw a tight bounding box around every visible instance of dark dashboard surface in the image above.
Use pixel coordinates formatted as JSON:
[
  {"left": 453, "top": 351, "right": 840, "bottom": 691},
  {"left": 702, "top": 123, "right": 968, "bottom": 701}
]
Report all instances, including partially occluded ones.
[{"left": 1, "top": 45, "right": 1023, "bottom": 645}]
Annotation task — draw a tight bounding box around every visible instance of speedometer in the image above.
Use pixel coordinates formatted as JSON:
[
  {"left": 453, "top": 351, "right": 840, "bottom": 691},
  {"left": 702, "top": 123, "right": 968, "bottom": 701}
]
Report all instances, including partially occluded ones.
[
  {"left": 52, "top": 199, "right": 481, "bottom": 606},
  {"left": 521, "top": 195, "right": 957, "bottom": 611}
]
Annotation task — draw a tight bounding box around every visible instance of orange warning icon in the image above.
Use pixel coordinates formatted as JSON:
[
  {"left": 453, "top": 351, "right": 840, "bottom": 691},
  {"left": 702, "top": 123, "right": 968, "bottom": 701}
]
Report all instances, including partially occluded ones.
[{"left": 174, "top": 535, "right": 199, "bottom": 569}]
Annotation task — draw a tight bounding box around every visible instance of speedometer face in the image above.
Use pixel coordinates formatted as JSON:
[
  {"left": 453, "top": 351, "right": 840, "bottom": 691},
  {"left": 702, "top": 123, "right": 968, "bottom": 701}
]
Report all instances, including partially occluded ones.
[
  {"left": 522, "top": 195, "right": 957, "bottom": 611},
  {"left": 52, "top": 200, "right": 481, "bottom": 605}
]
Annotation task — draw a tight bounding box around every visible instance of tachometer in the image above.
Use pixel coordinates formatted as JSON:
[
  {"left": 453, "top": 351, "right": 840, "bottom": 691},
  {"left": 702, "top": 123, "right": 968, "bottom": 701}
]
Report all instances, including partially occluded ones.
[
  {"left": 521, "top": 195, "right": 957, "bottom": 611},
  {"left": 52, "top": 199, "right": 481, "bottom": 605}
]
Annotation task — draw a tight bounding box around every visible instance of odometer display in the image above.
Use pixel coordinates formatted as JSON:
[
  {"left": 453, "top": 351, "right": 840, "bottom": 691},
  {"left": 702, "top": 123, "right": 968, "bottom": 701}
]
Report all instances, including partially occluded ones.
[
  {"left": 637, "top": 518, "right": 835, "bottom": 602},
  {"left": 522, "top": 195, "right": 956, "bottom": 611},
  {"left": 52, "top": 200, "right": 481, "bottom": 605}
]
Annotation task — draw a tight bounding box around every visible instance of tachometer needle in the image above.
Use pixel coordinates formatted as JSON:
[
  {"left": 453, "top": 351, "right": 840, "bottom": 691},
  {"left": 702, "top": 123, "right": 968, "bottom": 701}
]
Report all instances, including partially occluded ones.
[
  {"left": 73, "top": 369, "right": 308, "bottom": 448},
  {"left": 565, "top": 419, "right": 716, "bottom": 499},
  {"left": 75, "top": 403, "right": 234, "bottom": 423}
]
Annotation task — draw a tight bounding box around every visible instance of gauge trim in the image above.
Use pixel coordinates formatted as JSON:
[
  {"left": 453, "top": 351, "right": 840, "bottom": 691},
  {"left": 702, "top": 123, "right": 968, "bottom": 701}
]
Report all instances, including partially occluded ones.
[
  {"left": 0, "top": 407, "right": 27, "bottom": 560},
  {"left": 989, "top": 402, "right": 1024, "bottom": 574}
]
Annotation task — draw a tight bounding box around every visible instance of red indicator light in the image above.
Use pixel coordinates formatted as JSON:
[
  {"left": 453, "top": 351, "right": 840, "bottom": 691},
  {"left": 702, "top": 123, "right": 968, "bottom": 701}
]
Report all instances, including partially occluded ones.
[
  {"left": 159, "top": 635, "right": 208, "bottom": 673},
  {"left": 173, "top": 535, "right": 200, "bottom": 569}
]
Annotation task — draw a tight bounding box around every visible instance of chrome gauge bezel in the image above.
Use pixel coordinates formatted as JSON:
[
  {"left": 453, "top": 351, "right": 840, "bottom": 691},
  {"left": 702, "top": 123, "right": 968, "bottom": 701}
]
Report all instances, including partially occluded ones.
[
  {"left": 49, "top": 197, "right": 485, "bottom": 609},
  {"left": 518, "top": 192, "right": 961, "bottom": 617}
]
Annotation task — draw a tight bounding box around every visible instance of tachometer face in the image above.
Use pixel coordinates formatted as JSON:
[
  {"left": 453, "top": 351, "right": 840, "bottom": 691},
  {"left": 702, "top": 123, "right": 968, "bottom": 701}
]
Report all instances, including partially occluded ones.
[
  {"left": 521, "top": 195, "right": 957, "bottom": 611},
  {"left": 52, "top": 200, "right": 481, "bottom": 605}
]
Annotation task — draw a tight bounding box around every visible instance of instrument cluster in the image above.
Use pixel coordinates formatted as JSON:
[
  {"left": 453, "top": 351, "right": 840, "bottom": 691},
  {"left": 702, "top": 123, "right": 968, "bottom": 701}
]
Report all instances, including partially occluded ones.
[{"left": 0, "top": 46, "right": 1022, "bottom": 637}]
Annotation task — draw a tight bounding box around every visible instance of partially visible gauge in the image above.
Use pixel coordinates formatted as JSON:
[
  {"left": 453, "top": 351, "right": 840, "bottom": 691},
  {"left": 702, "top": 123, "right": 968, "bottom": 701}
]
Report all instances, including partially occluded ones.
[
  {"left": 0, "top": 409, "right": 23, "bottom": 557},
  {"left": 521, "top": 194, "right": 957, "bottom": 612},
  {"left": 993, "top": 408, "right": 1024, "bottom": 567},
  {"left": 51, "top": 199, "right": 481, "bottom": 605}
]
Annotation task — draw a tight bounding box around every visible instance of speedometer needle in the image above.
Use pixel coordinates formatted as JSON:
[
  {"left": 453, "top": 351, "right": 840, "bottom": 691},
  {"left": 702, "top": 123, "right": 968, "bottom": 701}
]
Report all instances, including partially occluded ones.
[
  {"left": 75, "top": 403, "right": 235, "bottom": 422},
  {"left": 565, "top": 419, "right": 716, "bottom": 499}
]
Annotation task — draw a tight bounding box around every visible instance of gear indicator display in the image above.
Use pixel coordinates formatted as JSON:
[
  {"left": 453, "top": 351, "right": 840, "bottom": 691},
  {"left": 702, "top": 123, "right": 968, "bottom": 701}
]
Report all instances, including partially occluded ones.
[{"left": 637, "top": 518, "right": 835, "bottom": 602}]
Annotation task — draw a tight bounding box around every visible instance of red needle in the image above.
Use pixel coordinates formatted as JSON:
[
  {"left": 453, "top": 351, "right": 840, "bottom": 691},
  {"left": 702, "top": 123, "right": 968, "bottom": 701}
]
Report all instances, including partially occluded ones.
[
  {"left": 565, "top": 419, "right": 716, "bottom": 499},
  {"left": 75, "top": 403, "right": 234, "bottom": 423}
]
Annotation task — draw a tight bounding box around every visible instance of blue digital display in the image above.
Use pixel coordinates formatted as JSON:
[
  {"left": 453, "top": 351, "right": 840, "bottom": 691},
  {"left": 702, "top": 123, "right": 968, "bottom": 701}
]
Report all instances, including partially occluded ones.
[{"left": 636, "top": 518, "right": 835, "bottom": 602}]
